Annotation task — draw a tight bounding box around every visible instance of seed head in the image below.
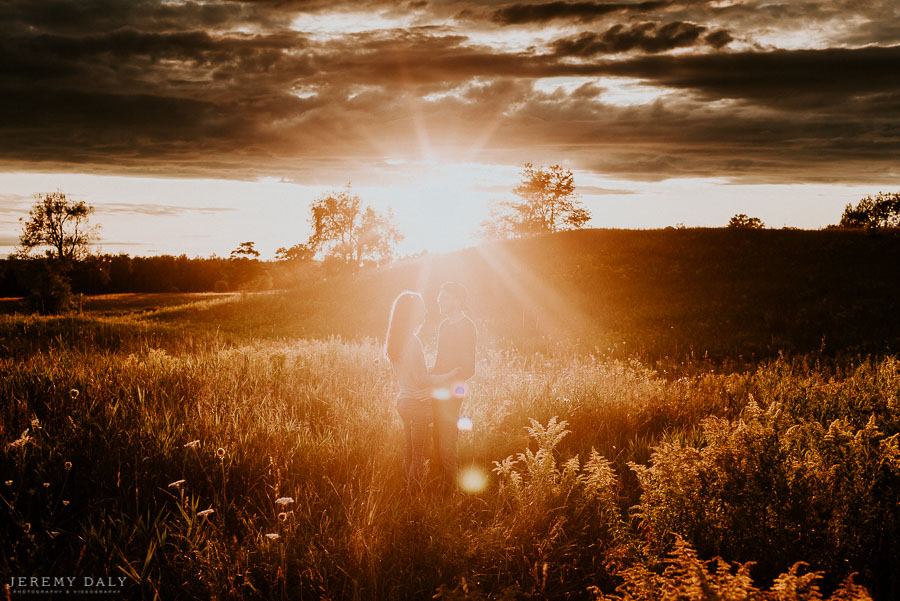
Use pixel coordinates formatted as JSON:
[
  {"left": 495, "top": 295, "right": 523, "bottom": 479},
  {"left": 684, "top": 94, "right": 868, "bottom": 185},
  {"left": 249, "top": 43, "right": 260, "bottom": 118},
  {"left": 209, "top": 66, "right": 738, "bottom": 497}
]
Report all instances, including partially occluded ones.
[
  {"left": 64, "top": 461, "right": 73, "bottom": 471},
  {"left": 168, "top": 479, "right": 186, "bottom": 489},
  {"left": 265, "top": 533, "right": 281, "bottom": 540},
  {"left": 274, "top": 496, "right": 294, "bottom": 506},
  {"left": 197, "top": 508, "right": 215, "bottom": 517},
  {"left": 184, "top": 440, "right": 200, "bottom": 449},
  {"left": 70, "top": 389, "right": 80, "bottom": 400},
  {"left": 216, "top": 447, "right": 226, "bottom": 459}
]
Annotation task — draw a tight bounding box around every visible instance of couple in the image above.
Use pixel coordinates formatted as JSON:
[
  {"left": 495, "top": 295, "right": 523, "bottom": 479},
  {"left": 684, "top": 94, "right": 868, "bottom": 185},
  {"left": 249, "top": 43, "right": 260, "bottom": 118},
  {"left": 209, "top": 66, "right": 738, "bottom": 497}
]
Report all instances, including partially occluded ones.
[{"left": 384, "top": 282, "right": 476, "bottom": 494}]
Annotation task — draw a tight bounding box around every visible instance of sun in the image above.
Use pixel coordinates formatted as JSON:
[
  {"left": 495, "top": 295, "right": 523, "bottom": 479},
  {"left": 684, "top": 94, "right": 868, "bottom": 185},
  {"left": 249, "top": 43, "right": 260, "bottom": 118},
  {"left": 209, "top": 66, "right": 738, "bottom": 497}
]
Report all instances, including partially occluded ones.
[{"left": 359, "top": 161, "right": 517, "bottom": 255}]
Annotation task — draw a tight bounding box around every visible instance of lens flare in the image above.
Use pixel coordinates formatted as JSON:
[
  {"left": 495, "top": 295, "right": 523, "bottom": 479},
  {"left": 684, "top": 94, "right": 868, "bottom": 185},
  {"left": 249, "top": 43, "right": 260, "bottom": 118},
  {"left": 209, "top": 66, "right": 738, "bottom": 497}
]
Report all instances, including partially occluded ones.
[
  {"left": 458, "top": 465, "right": 488, "bottom": 494},
  {"left": 457, "top": 416, "right": 473, "bottom": 431},
  {"left": 433, "top": 387, "right": 451, "bottom": 400},
  {"left": 454, "top": 385, "right": 465, "bottom": 396}
]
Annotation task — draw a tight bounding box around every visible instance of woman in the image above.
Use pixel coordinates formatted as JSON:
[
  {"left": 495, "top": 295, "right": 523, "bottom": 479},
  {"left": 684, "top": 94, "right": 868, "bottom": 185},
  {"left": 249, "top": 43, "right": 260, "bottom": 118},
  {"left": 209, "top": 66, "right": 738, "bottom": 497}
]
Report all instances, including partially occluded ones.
[{"left": 384, "top": 291, "right": 459, "bottom": 493}]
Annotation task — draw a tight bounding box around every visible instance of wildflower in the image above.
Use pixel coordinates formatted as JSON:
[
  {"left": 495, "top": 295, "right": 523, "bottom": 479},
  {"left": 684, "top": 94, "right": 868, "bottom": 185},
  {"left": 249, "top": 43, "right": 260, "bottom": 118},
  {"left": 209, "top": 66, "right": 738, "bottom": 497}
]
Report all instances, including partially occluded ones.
[
  {"left": 30, "top": 417, "right": 41, "bottom": 430},
  {"left": 278, "top": 512, "right": 289, "bottom": 522},
  {"left": 62, "top": 500, "right": 70, "bottom": 506},
  {"left": 197, "top": 508, "right": 215, "bottom": 517},
  {"left": 168, "top": 479, "right": 186, "bottom": 489},
  {"left": 64, "top": 461, "right": 73, "bottom": 471},
  {"left": 216, "top": 447, "right": 226, "bottom": 459},
  {"left": 6, "top": 428, "right": 32, "bottom": 449},
  {"left": 184, "top": 440, "right": 200, "bottom": 449},
  {"left": 4, "top": 480, "right": 12, "bottom": 486},
  {"left": 274, "top": 496, "right": 294, "bottom": 506},
  {"left": 23, "top": 523, "right": 31, "bottom": 533},
  {"left": 265, "top": 533, "right": 281, "bottom": 540},
  {"left": 70, "top": 389, "right": 80, "bottom": 400},
  {"left": 43, "top": 482, "right": 50, "bottom": 488}
]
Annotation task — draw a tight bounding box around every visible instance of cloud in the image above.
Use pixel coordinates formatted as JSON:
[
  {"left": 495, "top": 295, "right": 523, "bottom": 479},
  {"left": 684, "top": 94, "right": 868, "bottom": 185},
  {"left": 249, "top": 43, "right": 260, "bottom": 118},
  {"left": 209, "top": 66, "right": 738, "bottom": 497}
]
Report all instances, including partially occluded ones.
[
  {"left": 0, "top": 193, "right": 34, "bottom": 214},
  {"left": 0, "top": 0, "right": 898, "bottom": 187},
  {"left": 551, "top": 21, "right": 729, "bottom": 55},
  {"left": 590, "top": 45, "right": 900, "bottom": 109},
  {"left": 485, "top": 1, "right": 672, "bottom": 25},
  {"left": 580, "top": 185, "right": 637, "bottom": 195},
  {"left": 97, "top": 203, "right": 238, "bottom": 216}
]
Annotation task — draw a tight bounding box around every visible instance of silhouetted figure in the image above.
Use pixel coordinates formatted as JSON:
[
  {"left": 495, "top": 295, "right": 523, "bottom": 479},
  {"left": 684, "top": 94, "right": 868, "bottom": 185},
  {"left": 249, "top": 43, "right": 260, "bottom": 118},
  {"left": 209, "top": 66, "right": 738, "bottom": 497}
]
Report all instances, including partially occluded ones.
[
  {"left": 429, "top": 282, "right": 477, "bottom": 489},
  {"left": 385, "top": 291, "right": 460, "bottom": 494}
]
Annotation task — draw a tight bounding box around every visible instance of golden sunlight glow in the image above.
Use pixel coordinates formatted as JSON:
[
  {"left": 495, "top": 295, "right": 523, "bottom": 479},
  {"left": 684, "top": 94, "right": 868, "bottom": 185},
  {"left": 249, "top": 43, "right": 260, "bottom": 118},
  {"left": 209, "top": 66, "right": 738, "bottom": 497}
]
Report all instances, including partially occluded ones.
[
  {"left": 750, "top": 18, "right": 869, "bottom": 50},
  {"left": 458, "top": 465, "right": 488, "bottom": 494},
  {"left": 473, "top": 238, "right": 594, "bottom": 337},
  {"left": 0, "top": 171, "right": 869, "bottom": 260},
  {"left": 463, "top": 28, "right": 566, "bottom": 53},
  {"left": 359, "top": 161, "right": 509, "bottom": 254},
  {"left": 290, "top": 10, "right": 429, "bottom": 35},
  {"left": 533, "top": 77, "right": 672, "bottom": 106}
]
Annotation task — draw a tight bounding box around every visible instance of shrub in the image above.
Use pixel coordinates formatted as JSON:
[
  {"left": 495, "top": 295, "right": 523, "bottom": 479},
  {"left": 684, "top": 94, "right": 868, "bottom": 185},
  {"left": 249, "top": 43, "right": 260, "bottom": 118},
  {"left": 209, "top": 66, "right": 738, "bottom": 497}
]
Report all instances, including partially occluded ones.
[
  {"left": 631, "top": 398, "right": 900, "bottom": 593},
  {"left": 491, "top": 417, "right": 631, "bottom": 595},
  {"left": 26, "top": 265, "right": 74, "bottom": 314},
  {"left": 593, "top": 536, "right": 872, "bottom": 601},
  {"left": 727, "top": 214, "right": 765, "bottom": 229}
]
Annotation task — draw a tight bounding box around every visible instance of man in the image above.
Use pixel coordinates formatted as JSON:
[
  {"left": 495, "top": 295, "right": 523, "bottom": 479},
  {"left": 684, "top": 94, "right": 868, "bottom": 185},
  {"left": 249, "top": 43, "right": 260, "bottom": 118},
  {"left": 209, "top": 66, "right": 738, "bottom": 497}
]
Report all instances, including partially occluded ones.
[{"left": 429, "top": 281, "right": 477, "bottom": 488}]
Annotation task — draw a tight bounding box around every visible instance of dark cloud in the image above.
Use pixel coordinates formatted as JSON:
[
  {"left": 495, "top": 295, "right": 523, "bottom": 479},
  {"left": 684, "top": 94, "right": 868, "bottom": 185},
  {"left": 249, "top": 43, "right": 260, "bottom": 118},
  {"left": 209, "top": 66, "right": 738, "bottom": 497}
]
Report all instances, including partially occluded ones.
[
  {"left": 0, "top": 0, "right": 898, "bottom": 186},
  {"left": 486, "top": 1, "right": 672, "bottom": 25},
  {"left": 551, "top": 21, "right": 724, "bottom": 55},
  {"left": 591, "top": 45, "right": 900, "bottom": 109},
  {"left": 703, "top": 28, "right": 732, "bottom": 49}
]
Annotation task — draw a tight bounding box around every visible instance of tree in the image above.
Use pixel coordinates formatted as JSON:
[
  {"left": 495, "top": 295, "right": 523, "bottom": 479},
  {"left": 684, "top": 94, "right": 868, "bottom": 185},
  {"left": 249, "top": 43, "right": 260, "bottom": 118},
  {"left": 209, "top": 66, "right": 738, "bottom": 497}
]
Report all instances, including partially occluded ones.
[
  {"left": 727, "top": 214, "right": 765, "bottom": 229},
  {"left": 481, "top": 163, "right": 591, "bottom": 238},
  {"left": 230, "top": 241, "right": 260, "bottom": 259},
  {"left": 307, "top": 184, "right": 402, "bottom": 270},
  {"left": 275, "top": 243, "right": 314, "bottom": 262},
  {"left": 838, "top": 192, "right": 900, "bottom": 229},
  {"left": 17, "top": 191, "right": 98, "bottom": 313},
  {"left": 18, "top": 191, "right": 98, "bottom": 262}
]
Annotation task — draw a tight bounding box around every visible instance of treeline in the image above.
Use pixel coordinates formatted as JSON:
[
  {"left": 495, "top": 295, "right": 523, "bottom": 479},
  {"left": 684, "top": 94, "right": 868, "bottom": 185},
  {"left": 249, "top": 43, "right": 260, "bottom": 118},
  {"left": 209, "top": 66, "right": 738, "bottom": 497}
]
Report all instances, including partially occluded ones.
[{"left": 0, "top": 254, "right": 319, "bottom": 297}]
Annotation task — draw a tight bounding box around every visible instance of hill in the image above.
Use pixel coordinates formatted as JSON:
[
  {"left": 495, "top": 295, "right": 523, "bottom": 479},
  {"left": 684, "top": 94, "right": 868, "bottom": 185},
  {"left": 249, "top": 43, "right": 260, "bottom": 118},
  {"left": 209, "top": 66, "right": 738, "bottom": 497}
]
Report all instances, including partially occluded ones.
[{"left": 157, "top": 227, "right": 900, "bottom": 362}]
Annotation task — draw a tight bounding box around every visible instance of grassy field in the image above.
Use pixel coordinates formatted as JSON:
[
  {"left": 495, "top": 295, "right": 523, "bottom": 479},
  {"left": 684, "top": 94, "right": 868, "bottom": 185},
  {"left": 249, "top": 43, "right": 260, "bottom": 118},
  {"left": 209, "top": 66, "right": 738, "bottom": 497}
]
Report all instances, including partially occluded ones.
[{"left": 2, "top": 229, "right": 899, "bottom": 600}]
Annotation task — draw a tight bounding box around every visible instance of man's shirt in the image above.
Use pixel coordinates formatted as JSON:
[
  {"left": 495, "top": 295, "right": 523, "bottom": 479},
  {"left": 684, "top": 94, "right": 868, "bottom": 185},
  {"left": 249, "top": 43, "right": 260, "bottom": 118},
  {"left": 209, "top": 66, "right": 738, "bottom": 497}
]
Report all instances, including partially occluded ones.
[{"left": 432, "top": 315, "right": 476, "bottom": 380}]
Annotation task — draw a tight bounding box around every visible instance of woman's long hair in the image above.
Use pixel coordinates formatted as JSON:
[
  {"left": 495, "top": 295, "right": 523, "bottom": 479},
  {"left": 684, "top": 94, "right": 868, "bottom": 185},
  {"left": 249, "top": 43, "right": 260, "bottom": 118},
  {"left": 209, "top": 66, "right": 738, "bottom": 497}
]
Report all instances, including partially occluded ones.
[{"left": 384, "top": 291, "right": 425, "bottom": 363}]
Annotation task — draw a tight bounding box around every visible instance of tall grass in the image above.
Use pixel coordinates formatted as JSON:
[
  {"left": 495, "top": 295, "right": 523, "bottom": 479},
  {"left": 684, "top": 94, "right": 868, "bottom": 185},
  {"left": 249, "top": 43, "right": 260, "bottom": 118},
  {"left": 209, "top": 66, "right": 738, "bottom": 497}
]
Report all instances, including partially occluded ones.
[{"left": 1, "top": 310, "right": 896, "bottom": 599}]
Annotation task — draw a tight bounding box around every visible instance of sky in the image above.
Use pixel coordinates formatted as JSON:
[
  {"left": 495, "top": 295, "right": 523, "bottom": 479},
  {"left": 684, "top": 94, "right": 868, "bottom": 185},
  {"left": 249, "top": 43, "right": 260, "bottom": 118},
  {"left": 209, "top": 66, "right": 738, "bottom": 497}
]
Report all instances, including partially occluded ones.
[{"left": 1, "top": 0, "right": 899, "bottom": 258}]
